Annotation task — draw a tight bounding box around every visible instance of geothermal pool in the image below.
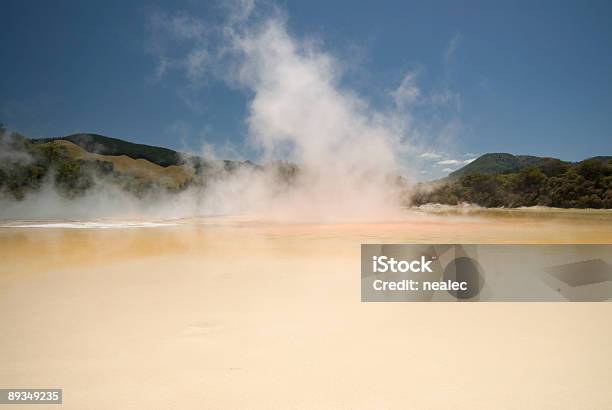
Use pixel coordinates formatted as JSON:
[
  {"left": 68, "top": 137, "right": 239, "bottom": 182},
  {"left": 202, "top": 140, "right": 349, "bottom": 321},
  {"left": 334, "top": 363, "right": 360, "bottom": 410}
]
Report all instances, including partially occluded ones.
[{"left": 1, "top": 208, "right": 611, "bottom": 409}]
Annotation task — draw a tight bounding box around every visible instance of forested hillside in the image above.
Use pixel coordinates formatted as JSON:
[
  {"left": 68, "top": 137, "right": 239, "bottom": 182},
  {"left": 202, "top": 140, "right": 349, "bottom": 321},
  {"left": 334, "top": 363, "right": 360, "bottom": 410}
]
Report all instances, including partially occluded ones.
[{"left": 413, "top": 155, "right": 612, "bottom": 208}]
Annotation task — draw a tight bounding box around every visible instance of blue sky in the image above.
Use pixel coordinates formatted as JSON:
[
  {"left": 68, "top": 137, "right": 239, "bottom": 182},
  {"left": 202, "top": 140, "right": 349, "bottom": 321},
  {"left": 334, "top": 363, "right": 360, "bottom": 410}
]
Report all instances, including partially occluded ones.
[{"left": 1, "top": 0, "right": 611, "bottom": 178}]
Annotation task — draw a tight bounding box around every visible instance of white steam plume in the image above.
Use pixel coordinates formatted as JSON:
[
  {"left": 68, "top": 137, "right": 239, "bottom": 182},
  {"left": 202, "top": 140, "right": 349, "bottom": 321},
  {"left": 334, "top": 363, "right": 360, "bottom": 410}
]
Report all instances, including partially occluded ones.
[
  {"left": 1, "top": 2, "right": 464, "bottom": 222},
  {"left": 190, "top": 6, "right": 414, "bottom": 221}
]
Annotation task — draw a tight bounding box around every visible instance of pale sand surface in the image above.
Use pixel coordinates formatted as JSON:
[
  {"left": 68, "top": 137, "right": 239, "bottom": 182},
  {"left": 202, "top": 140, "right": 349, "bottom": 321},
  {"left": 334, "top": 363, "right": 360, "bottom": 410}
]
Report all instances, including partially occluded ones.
[{"left": 1, "top": 209, "right": 612, "bottom": 409}]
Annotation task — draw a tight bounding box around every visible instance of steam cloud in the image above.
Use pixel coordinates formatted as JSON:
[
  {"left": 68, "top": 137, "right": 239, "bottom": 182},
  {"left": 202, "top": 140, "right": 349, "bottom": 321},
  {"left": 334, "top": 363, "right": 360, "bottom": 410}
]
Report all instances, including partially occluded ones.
[
  {"left": 199, "top": 4, "right": 413, "bottom": 221},
  {"left": 1, "top": 1, "right": 458, "bottom": 222}
]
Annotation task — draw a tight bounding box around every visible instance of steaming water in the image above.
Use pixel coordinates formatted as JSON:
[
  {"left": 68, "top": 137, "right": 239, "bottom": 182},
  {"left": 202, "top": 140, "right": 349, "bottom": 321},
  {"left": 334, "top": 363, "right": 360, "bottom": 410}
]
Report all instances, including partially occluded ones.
[{"left": 1, "top": 208, "right": 611, "bottom": 409}]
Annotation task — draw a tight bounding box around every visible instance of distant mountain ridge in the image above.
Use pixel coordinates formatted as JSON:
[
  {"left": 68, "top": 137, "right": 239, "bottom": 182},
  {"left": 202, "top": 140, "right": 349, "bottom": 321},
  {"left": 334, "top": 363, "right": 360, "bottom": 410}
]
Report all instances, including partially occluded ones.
[
  {"left": 413, "top": 152, "right": 611, "bottom": 208},
  {"left": 0, "top": 129, "right": 298, "bottom": 201},
  {"left": 32, "top": 133, "right": 182, "bottom": 167},
  {"left": 31, "top": 135, "right": 609, "bottom": 180},
  {"left": 449, "top": 152, "right": 611, "bottom": 179},
  {"left": 3, "top": 128, "right": 610, "bottom": 208}
]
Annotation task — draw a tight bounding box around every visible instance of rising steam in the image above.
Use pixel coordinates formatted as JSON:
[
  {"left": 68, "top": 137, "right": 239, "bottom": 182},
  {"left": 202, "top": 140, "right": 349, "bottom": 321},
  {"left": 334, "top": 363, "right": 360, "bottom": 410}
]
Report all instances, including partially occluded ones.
[
  {"left": 185, "top": 3, "right": 415, "bottom": 221},
  {"left": 0, "top": 2, "right": 437, "bottom": 222}
]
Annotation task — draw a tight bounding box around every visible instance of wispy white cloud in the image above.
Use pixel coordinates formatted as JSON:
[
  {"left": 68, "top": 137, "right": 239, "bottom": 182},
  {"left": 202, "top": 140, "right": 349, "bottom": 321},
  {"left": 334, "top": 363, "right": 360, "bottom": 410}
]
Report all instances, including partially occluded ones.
[
  {"left": 223, "top": 0, "right": 256, "bottom": 23},
  {"left": 429, "top": 86, "right": 461, "bottom": 110},
  {"left": 146, "top": 10, "right": 210, "bottom": 83},
  {"left": 436, "top": 157, "right": 475, "bottom": 166},
  {"left": 185, "top": 48, "right": 209, "bottom": 81},
  {"left": 443, "top": 33, "right": 462, "bottom": 66},
  {"left": 434, "top": 32, "right": 463, "bottom": 111},
  {"left": 437, "top": 159, "right": 461, "bottom": 165},
  {"left": 419, "top": 151, "right": 443, "bottom": 159},
  {"left": 392, "top": 71, "right": 420, "bottom": 109}
]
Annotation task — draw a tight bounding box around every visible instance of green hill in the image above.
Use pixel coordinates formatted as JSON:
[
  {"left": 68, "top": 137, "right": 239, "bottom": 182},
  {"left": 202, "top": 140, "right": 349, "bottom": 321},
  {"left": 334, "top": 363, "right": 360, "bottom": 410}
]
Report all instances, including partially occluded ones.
[
  {"left": 584, "top": 156, "right": 612, "bottom": 163},
  {"left": 32, "top": 133, "right": 182, "bottom": 167},
  {"left": 449, "top": 153, "right": 571, "bottom": 179},
  {"left": 1, "top": 129, "right": 292, "bottom": 201},
  {"left": 4, "top": 126, "right": 610, "bottom": 208},
  {"left": 413, "top": 154, "right": 612, "bottom": 208}
]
